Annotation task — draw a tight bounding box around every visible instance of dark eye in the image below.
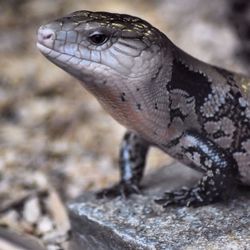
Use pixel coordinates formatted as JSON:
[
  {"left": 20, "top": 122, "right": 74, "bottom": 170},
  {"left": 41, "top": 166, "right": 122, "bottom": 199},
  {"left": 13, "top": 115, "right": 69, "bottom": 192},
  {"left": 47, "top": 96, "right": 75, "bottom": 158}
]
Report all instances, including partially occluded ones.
[{"left": 88, "top": 32, "right": 108, "bottom": 45}]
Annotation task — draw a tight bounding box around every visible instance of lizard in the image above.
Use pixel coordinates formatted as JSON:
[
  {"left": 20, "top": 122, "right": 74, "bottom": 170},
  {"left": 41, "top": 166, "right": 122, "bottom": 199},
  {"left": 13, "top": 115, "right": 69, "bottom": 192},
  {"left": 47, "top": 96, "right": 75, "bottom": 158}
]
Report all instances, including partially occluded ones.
[{"left": 37, "top": 10, "right": 250, "bottom": 207}]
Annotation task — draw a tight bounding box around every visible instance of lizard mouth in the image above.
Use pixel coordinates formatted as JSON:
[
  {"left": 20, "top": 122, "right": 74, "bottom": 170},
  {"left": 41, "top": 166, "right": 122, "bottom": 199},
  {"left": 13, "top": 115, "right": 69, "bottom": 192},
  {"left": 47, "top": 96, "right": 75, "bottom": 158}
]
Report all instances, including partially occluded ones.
[
  {"left": 37, "top": 40, "right": 80, "bottom": 75},
  {"left": 36, "top": 42, "right": 52, "bottom": 55},
  {"left": 36, "top": 42, "right": 68, "bottom": 63},
  {"left": 37, "top": 39, "right": 115, "bottom": 81}
]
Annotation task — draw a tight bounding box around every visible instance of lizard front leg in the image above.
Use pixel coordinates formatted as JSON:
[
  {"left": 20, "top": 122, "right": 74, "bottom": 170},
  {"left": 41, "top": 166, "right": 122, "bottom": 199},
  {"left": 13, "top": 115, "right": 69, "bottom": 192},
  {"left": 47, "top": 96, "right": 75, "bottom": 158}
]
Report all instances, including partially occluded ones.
[
  {"left": 155, "top": 130, "right": 239, "bottom": 207},
  {"left": 97, "top": 130, "right": 149, "bottom": 198}
]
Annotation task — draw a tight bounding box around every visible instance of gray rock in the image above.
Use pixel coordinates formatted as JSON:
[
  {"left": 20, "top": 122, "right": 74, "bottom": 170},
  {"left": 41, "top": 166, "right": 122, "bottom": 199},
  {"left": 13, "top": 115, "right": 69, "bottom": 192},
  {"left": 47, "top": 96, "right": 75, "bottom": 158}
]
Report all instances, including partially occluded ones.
[{"left": 68, "top": 163, "right": 250, "bottom": 250}]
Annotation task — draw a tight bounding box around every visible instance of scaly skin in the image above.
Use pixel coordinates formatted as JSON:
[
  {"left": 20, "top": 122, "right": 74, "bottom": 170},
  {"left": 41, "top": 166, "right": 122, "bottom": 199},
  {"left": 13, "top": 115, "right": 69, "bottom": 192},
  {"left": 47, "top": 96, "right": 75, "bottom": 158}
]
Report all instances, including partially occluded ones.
[{"left": 37, "top": 10, "right": 250, "bottom": 207}]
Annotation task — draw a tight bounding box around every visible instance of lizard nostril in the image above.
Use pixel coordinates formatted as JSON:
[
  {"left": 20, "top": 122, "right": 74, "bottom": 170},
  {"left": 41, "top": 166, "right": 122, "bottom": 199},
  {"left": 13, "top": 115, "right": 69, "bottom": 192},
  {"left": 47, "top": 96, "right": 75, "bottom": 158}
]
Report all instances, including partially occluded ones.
[{"left": 44, "top": 33, "right": 53, "bottom": 40}]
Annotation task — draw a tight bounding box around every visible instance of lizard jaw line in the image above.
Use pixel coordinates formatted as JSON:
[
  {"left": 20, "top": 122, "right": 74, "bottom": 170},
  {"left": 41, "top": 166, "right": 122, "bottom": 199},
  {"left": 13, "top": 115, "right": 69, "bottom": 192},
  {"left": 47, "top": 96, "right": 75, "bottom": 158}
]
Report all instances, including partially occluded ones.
[{"left": 36, "top": 42, "right": 53, "bottom": 55}]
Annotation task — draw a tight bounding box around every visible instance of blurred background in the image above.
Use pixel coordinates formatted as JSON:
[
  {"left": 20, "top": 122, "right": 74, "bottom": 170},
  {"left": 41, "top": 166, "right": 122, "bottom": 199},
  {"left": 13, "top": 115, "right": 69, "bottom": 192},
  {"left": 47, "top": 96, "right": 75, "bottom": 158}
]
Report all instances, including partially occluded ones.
[{"left": 0, "top": 0, "right": 249, "bottom": 249}]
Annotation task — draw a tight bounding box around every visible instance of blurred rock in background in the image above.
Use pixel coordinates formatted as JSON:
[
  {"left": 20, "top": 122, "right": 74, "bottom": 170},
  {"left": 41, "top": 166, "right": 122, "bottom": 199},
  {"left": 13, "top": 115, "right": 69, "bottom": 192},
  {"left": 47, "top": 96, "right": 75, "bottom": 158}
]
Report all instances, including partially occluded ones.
[
  {"left": 0, "top": 0, "right": 248, "bottom": 249},
  {"left": 228, "top": 0, "right": 250, "bottom": 66}
]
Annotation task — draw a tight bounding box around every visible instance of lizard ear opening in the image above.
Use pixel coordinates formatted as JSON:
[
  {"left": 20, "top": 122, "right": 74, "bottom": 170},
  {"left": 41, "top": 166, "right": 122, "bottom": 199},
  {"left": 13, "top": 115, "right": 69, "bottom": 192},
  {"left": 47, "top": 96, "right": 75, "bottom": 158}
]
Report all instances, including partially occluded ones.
[{"left": 88, "top": 31, "right": 109, "bottom": 45}]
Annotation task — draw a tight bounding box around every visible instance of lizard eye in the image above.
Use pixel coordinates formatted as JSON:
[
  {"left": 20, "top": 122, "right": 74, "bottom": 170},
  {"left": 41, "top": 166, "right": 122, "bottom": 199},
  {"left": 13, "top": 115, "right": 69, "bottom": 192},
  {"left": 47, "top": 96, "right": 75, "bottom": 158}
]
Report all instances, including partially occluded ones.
[{"left": 88, "top": 32, "right": 109, "bottom": 45}]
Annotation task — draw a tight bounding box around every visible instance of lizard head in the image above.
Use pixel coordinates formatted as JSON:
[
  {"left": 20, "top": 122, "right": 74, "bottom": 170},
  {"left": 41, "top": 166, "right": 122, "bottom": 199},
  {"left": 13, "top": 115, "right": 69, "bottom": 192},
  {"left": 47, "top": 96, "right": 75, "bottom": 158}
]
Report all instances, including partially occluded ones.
[
  {"left": 37, "top": 10, "right": 169, "bottom": 84},
  {"left": 37, "top": 10, "right": 172, "bottom": 132}
]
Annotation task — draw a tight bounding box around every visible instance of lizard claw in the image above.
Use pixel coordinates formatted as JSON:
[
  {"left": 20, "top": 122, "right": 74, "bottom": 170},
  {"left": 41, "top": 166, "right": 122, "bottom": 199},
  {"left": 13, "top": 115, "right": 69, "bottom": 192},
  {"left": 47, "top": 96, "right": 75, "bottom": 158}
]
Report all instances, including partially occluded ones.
[
  {"left": 155, "top": 186, "right": 214, "bottom": 208},
  {"left": 96, "top": 181, "right": 142, "bottom": 199}
]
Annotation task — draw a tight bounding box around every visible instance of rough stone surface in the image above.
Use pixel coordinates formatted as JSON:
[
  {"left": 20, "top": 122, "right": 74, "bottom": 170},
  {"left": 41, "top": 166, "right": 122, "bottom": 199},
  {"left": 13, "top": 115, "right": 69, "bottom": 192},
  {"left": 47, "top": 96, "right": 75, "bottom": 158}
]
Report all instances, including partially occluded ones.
[{"left": 68, "top": 163, "right": 250, "bottom": 250}]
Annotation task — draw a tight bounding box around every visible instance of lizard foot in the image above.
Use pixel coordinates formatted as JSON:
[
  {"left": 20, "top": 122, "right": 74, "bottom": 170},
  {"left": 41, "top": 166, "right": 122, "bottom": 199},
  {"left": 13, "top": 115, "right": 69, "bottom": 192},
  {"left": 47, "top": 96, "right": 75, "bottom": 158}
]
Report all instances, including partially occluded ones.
[
  {"left": 96, "top": 181, "right": 142, "bottom": 199},
  {"left": 155, "top": 186, "right": 220, "bottom": 207}
]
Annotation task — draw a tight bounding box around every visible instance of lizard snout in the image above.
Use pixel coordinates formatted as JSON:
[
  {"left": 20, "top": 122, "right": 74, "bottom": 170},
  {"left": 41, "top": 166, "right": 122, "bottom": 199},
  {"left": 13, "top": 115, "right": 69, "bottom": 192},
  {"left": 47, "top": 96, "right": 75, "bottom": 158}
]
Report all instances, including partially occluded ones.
[{"left": 37, "top": 25, "right": 56, "bottom": 50}]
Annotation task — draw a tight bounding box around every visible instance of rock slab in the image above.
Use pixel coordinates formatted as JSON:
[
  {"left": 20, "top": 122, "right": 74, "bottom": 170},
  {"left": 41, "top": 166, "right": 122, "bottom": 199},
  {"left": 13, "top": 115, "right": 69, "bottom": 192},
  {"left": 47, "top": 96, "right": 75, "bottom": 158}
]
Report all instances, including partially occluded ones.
[{"left": 68, "top": 163, "right": 250, "bottom": 250}]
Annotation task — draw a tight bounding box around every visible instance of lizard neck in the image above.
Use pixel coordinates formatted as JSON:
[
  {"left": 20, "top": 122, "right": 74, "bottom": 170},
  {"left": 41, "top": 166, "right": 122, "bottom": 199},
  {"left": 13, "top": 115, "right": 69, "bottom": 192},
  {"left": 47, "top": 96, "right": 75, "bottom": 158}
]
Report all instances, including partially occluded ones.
[{"left": 94, "top": 43, "right": 175, "bottom": 143}]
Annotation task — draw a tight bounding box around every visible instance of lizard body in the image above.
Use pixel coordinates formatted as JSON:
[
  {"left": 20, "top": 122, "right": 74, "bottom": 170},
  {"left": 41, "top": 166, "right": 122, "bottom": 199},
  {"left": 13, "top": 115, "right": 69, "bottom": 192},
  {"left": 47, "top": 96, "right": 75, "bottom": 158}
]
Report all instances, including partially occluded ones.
[{"left": 37, "top": 11, "right": 250, "bottom": 206}]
